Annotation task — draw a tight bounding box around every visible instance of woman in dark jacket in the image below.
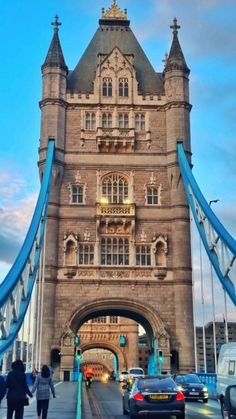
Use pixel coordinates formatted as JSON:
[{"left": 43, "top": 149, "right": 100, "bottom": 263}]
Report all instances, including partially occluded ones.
[{"left": 6, "top": 360, "right": 32, "bottom": 419}]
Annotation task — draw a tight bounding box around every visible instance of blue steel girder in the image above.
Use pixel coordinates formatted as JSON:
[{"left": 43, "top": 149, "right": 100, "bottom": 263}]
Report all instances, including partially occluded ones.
[
  {"left": 177, "top": 142, "right": 236, "bottom": 305},
  {"left": 0, "top": 140, "right": 55, "bottom": 357}
]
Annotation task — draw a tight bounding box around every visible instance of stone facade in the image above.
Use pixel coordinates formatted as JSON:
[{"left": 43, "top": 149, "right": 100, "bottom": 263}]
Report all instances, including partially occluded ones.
[{"left": 38, "top": 4, "right": 194, "bottom": 376}]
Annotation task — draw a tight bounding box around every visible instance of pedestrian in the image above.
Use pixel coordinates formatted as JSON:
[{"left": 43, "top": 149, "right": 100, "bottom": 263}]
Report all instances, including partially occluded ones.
[
  {"left": 32, "top": 364, "right": 55, "bottom": 419},
  {"left": 0, "top": 375, "right": 6, "bottom": 407},
  {"left": 6, "top": 359, "right": 33, "bottom": 419}
]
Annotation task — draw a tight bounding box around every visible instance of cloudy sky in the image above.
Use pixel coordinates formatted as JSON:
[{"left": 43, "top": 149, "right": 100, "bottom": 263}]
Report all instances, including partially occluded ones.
[{"left": 0, "top": 0, "right": 236, "bottom": 327}]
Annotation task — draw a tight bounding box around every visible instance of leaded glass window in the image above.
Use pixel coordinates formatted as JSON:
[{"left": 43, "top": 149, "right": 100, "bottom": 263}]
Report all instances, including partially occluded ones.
[
  {"left": 136, "top": 246, "right": 151, "bottom": 266},
  {"left": 135, "top": 114, "right": 145, "bottom": 131},
  {"left": 103, "top": 78, "right": 112, "bottom": 96},
  {"left": 147, "top": 187, "right": 158, "bottom": 205},
  {"left": 102, "top": 174, "right": 128, "bottom": 204},
  {"left": 118, "top": 113, "right": 129, "bottom": 129},
  {"left": 78, "top": 244, "right": 94, "bottom": 265},
  {"left": 85, "top": 112, "right": 96, "bottom": 130},
  {"left": 102, "top": 113, "right": 112, "bottom": 128},
  {"left": 101, "top": 237, "right": 129, "bottom": 265},
  {"left": 71, "top": 186, "right": 84, "bottom": 204},
  {"left": 119, "top": 78, "right": 129, "bottom": 97}
]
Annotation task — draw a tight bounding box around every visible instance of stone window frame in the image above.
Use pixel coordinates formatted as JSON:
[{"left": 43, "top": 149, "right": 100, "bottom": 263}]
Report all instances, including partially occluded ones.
[
  {"left": 119, "top": 78, "right": 129, "bottom": 97},
  {"left": 102, "top": 112, "right": 112, "bottom": 128},
  {"left": 85, "top": 112, "right": 96, "bottom": 130},
  {"left": 102, "top": 77, "right": 113, "bottom": 97},
  {"left": 118, "top": 113, "right": 129, "bottom": 129},
  {"left": 145, "top": 185, "right": 162, "bottom": 206},
  {"left": 69, "top": 184, "right": 86, "bottom": 205},
  {"left": 135, "top": 113, "right": 145, "bottom": 131},
  {"left": 101, "top": 237, "right": 130, "bottom": 266},
  {"left": 136, "top": 245, "right": 151, "bottom": 266},
  {"left": 78, "top": 243, "right": 95, "bottom": 265},
  {"left": 101, "top": 173, "right": 129, "bottom": 204}
]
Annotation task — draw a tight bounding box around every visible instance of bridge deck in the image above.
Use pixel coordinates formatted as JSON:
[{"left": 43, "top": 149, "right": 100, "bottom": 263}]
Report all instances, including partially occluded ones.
[{"left": 0, "top": 382, "right": 77, "bottom": 419}]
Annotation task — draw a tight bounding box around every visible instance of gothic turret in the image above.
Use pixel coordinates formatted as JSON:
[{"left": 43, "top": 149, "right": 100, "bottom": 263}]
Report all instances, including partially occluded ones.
[{"left": 43, "top": 15, "right": 67, "bottom": 71}]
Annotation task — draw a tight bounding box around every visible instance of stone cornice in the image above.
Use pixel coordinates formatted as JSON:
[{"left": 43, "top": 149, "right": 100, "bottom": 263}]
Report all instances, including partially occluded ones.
[
  {"left": 164, "top": 101, "right": 192, "bottom": 111},
  {"left": 39, "top": 98, "right": 68, "bottom": 109}
]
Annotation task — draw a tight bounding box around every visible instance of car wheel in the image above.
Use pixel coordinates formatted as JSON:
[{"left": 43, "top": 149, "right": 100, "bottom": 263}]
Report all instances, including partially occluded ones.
[{"left": 203, "top": 398, "right": 208, "bottom": 403}]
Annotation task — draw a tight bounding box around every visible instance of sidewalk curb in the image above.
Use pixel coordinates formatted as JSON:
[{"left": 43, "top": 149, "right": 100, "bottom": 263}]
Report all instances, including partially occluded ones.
[{"left": 81, "top": 382, "right": 93, "bottom": 419}]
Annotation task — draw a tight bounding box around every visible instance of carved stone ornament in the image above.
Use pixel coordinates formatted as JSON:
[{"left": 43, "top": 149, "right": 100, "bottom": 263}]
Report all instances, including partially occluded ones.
[
  {"left": 84, "top": 229, "right": 91, "bottom": 241},
  {"left": 150, "top": 172, "right": 157, "bottom": 185},
  {"left": 75, "top": 171, "right": 82, "bottom": 184},
  {"left": 140, "top": 230, "right": 147, "bottom": 242}
]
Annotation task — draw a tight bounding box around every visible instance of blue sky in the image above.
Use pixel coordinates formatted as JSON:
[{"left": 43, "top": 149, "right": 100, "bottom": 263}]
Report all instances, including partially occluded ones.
[{"left": 0, "top": 0, "right": 236, "bottom": 326}]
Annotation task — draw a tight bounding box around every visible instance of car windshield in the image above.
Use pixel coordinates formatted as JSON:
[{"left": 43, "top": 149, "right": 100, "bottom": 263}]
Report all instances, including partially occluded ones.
[
  {"left": 176, "top": 374, "right": 201, "bottom": 384},
  {"left": 139, "top": 378, "right": 176, "bottom": 392},
  {"left": 129, "top": 369, "right": 143, "bottom": 375}
]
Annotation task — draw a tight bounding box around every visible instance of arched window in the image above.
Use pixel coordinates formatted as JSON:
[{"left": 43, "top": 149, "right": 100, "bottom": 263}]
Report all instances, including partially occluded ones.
[
  {"left": 119, "top": 78, "right": 129, "bottom": 97},
  {"left": 102, "top": 113, "right": 112, "bottom": 128},
  {"left": 85, "top": 112, "right": 96, "bottom": 130},
  {"left": 118, "top": 113, "right": 129, "bottom": 129},
  {"left": 103, "top": 78, "right": 112, "bottom": 96},
  {"left": 101, "top": 237, "right": 129, "bottom": 265},
  {"left": 135, "top": 114, "right": 145, "bottom": 131},
  {"left": 102, "top": 174, "right": 129, "bottom": 204}
]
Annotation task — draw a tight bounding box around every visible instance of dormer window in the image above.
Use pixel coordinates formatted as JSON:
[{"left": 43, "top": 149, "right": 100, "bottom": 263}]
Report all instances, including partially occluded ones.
[
  {"left": 103, "top": 78, "right": 112, "bottom": 96},
  {"left": 102, "top": 113, "right": 112, "bottom": 128},
  {"left": 85, "top": 112, "right": 96, "bottom": 130},
  {"left": 119, "top": 78, "right": 129, "bottom": 97},
  {"left": 118, "top": 113, "right": 129, "bottom": 129}
]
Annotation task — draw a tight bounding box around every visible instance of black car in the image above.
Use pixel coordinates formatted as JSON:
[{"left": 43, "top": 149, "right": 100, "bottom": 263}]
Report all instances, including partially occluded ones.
[
  {"left": 175, "top": 374, "right": 208, "bottom": 403},
  {"left": 122, "top": 375, "right": 185, "bottom": 418}
]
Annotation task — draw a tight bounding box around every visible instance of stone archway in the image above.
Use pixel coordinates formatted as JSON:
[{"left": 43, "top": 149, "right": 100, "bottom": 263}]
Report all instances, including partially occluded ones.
[
  {"left": 70, "top": 297, "right": 169, "bottom": 346},
  {"left": 80, "top": 341, "right": 125, "bottom": 373}
]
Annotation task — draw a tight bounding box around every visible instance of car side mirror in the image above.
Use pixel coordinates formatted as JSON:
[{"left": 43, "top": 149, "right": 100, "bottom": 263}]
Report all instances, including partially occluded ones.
[{"left": 224, "top": 385, "right": 236, "bottom": 418}]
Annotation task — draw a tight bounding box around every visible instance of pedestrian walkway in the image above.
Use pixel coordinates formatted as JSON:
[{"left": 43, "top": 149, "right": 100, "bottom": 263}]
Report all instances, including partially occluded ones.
[{"left": 0, "top": 382, "right": 77, "bottom": 419}]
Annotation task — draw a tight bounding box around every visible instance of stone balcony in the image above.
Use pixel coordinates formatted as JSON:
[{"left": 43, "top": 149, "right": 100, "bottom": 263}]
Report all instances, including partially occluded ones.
[{"left": 95, "top": 202, "right": 135, "bottom": 235}]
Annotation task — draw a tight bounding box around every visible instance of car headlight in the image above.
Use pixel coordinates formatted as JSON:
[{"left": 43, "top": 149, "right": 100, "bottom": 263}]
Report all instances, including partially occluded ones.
[
  {"left": 177, "top": 385, "right": 184, "bottom": 391},
  {"left": 203, "top": 387, "right": 208, "bottom": 392}
]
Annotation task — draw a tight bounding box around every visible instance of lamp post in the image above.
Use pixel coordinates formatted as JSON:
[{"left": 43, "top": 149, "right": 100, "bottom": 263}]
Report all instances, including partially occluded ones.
[{"left": 209, "top": 199, "right": 219, "bottom": 373}]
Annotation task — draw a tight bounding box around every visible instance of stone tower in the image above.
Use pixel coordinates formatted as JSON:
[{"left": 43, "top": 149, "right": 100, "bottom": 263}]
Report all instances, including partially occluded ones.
[{"left": 39, "top": 3, "right": 194, "bottom": 377}]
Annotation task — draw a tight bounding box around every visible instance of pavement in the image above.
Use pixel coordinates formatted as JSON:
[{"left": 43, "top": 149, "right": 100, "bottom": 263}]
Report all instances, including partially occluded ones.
[{"left": 0, "top": 382, "right": 78, "bottom": 419}]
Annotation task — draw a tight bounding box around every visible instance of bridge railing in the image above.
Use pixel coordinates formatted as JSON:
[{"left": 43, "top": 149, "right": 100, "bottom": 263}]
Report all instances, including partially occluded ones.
[
  {"left": 0, "top": 140, "right": 55, "bottom": 357},
  {"left": 177, "top": 142, "right": 236, "bottom": 306}
]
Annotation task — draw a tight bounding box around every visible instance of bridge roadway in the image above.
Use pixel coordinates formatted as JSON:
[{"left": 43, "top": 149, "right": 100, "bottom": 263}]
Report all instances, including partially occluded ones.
[{"left": 84, "top": 381, "right": 222, "bottom": 419}]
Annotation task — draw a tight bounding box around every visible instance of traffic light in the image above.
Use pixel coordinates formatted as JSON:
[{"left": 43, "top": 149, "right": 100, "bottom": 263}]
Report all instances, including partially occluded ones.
[
  {"left": 76, "top": 349, "right": 83, "bottom": 360},
  {"left": 74, "top": 335, "right": 80, "bottom": 346},
  {"left": 158, "top": 350, "right": 163, "bottom": 362}
]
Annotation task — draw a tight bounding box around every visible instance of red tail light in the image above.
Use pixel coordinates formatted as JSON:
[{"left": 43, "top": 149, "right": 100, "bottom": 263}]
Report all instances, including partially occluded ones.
[
  {"left": 133, "top": 393, "right": 144, "bottom": 401},
  {"left": 176, "top": 392, "right": 185, "bottom": 401}
]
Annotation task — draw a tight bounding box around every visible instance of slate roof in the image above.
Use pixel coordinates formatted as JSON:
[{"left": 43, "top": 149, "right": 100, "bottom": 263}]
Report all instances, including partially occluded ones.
[
  {"left": 165, "top": 32, "right": 189, "bottom": 74},
  {"left": 67, "top": 22, "right": 164, "bottom": 95},
  {"left": 43, "top": 30, "right": 67, "bottom": 71}
]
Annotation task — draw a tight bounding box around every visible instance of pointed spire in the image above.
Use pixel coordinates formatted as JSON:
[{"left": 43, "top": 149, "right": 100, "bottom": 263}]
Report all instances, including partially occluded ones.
[
  {"left": 42, "top": 15, "right": 68, "bottom": 71},
  {"left": 165, "top": 18, "right": 189, "bottom": 74}
]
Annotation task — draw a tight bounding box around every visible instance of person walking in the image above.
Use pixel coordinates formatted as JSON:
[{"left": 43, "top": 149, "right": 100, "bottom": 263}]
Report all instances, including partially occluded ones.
[
  {"left": 0, "top": 374, "right": 6, "bottom": 407},
  {"left": 6, "top": 359, "right": 33, "bottom": 419},
  {"left": 32, "top": 365, "right": 55, "bottom": 419}
]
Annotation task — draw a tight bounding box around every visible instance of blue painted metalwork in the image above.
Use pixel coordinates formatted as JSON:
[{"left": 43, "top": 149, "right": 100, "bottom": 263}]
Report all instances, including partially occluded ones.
[
  {"left": 0, "top": 140, "right": 55, "bottom": 357},
  {"left": 197, "top": 373, "right": 217, "bottom": 398},
  {"left": 113, "top": 353, "right": 118, "bottom": 380},
  {"left": 148, "top": 339, "right": 158, "bottom": 375},
  {"left": 177, "top": 142, "right": 236, "bottom": 305}
]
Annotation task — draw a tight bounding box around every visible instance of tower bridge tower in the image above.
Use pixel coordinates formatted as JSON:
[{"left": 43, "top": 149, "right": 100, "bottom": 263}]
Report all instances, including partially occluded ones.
[{"left": 39, "top": 2, "right": 194, "bottom": 376}]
